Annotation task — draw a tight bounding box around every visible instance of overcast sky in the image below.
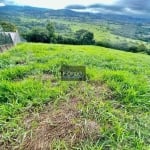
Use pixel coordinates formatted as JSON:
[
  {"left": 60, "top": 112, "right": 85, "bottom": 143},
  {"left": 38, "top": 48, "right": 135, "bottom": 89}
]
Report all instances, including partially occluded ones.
[
  {"left": 0, "top": 0, "right": 150, "bottom": 17},
  {"left": 0, "top": 0, "right": 118, "bottom": 9}
]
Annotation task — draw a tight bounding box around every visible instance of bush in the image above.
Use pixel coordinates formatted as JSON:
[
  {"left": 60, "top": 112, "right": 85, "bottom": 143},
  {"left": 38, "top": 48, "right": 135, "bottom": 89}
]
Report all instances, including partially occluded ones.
[
  {"left": 137, "top": 43, "right": 147, "bottom": 52},
  {"left": 0, "top": 21, "right": 17, "bottom": 32},
  {"left": 25, "top": 28, "right": 49, "bottom": 43},
  {"left": 75, "top": 29, "right": 95, "bottom": 45},
  {"left": 129, "top": 46, "right": 138, "bottom": 53},
  {"left": 55, "top": 35, "right": 79, "bottom": 45},
  {"left": 95, "top": 40, "right": 149, "bottom": 54},
  {"left": 46, "top": 22, "right": 55, "bottom": 43},
  {"left": 146, "top": 49, "right": 150, "bottom": 55}
]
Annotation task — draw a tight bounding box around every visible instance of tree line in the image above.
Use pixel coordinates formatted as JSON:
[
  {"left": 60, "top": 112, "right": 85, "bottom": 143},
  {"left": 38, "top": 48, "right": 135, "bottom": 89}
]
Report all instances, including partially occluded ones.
[
  {"left": 23, "top": 22, "right": 95, "bottom": 45},
  {"left": 1, "top": 21, "right": 150, "bottom": 55},
  {"left": 23, "top": 22, "right": 150, "bottom": 55}
]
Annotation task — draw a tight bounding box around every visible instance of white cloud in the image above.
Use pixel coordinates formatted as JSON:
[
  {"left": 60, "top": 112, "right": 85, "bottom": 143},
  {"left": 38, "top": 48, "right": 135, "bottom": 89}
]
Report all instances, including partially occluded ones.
[
  {"left": 72, "top": 7, "right": 123, "bottom": 15},
  {"left": 124, "top": 7, "right": 145, "bottom": 15},
  {"left": 13, "top": 0, "right": 117, "bottom": 9},
  {"left": 0, "top": 2, "right": 5, "bottom": 6}
]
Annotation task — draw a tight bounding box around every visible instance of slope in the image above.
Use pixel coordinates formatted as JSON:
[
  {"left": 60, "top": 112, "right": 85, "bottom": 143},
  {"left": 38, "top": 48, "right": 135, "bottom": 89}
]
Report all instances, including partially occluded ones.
[{"left": 0, "top": 43, "right": 150, "bottom": 149}]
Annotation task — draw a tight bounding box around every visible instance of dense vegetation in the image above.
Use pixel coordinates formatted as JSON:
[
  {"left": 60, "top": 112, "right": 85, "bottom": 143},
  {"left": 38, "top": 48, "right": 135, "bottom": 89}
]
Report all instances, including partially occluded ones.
[
  {"left": 0, "top": 5, "right": 150, "bottom": 52},
  {"left": 0, "top": 21, "right": 16, "bottom": 32},
  {"left": 23, "top": 22, "right": 150, "bottom": 55},
  {"left": 0, "top": 5, "right": 150, "bottom": 41},
  {"left": 0, "top": 43, "right": 150, "bottom": 149},
  {"left": 24, "top": 23, "right": 95, "bottom": 45}
]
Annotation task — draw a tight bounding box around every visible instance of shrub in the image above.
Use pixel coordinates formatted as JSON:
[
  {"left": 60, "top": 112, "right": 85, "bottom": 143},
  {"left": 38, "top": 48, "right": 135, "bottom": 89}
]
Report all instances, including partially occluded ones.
[
  {"left": 75, "top": 29, "right": 95, "bottom": 45},
  {"left": 25, "top": 28, "right": 49, "bottom": 43}
]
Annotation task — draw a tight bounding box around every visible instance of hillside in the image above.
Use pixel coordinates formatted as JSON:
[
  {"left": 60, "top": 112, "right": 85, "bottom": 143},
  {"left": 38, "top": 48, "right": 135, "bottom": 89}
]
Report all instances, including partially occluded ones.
[
  {"left": 1, "top": 5, "right": 150, "bottom": 55},
  {"left": 0, "top": 43, "right": 150, "bottom": 149},
  {"left": 1, "top": 5, "right": 149, "bottom": 23},
  {"left": 1, "top": 5, "right": 150, "bottom": 43}
]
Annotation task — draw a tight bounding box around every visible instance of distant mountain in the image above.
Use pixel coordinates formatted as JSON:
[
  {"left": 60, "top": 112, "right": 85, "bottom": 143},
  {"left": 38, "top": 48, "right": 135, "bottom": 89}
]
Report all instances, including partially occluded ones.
[
  {"left": 1, "top": 5, "right": 150, "bottom": 42},
  {"left": 0, "top": 5, "right": 149, "bottom": 24},
  {"left": 0, "top": 5, "right": 85, "bottom": 19}
]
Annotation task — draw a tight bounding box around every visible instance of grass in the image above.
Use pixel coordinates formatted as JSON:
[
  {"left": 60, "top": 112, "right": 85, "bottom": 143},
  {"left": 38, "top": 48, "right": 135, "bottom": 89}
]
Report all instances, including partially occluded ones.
[
  {"left": 0, "top": 43, "right": 150, "bottom": 149},
  {"left": 16, "top": 17, "right": 150, "bottom": 50},
  {"left": 51, "top": 18, "right": 150, "bottom": 49}
]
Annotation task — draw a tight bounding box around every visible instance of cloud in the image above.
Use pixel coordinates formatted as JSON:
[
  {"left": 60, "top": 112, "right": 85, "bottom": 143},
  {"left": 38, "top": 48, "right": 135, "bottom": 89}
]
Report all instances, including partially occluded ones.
[
  {"left": 88, "top": 4, "right": 123, "bottom": 12},
  {"left": 0, "top": 0, "right": 14, "bottom": 5},
  {"left": 67, "top": 1, "right": 150, "bottom": 17},
  {"left": 117, "top": 0, "right": 150, "bottom": 13},
  {"left": 68, "top": 4, "right": 124, "bottom": 15},
  {"left": 0, "top": 0, "right": 118, "bottom": 9},
  {"left": 1, "top": 0, "right": 150, "bottom": 17},
  {"left": 66, "top": 5, "right": 86, "bottom": 10},
  {"left": 0, "top": 2, "right": 5, "bottom": 6},
  {"left": 117, "top": 0, "right": 150, "bottom": 17}
]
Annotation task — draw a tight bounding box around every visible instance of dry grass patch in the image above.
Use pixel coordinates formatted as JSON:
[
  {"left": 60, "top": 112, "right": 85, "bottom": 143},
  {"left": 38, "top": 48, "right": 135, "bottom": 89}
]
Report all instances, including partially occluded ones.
[
  {"left": 0, "top": 81, "right": 111, "bottom": 150},
  {"left": 22, "top": 95, "right": 100, "bottom": 150}
]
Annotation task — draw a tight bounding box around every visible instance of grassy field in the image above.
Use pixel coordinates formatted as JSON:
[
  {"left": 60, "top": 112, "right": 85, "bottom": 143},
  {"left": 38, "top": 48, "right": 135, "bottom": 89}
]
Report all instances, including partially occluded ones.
[
  {"left": 50, "top": 19, "right": 150, "bottom": 50},
  {"left": 0, "top": 43, "right": 150, "bottom": 149},
  {"left": 52, "top": 19, "right": 147, "bottom": 42}
]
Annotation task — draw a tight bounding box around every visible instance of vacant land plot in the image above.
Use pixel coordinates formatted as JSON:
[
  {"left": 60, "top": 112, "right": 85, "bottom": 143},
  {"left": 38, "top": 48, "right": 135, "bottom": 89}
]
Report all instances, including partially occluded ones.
[{"left": 0, "top": 43, "right": 150, "bottom": 149}]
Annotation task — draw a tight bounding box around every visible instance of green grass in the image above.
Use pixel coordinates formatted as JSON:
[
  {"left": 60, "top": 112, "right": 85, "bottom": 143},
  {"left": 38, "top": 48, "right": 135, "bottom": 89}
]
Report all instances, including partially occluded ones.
[
  {"left": 0, "top": 43, "right": 150, "bottom": 149},
  {"left": 51, "top": 18, "right": 150, "bottom": 49},
  {"left": 18, "top": 17, "right": 150, "bottom": 50}
]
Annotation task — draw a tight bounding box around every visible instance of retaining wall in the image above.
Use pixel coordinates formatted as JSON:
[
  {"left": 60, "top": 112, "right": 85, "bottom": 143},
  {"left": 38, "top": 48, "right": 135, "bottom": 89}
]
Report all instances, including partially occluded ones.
[{"left": 0, "top": 44, "right": 13, "bottom": 52}]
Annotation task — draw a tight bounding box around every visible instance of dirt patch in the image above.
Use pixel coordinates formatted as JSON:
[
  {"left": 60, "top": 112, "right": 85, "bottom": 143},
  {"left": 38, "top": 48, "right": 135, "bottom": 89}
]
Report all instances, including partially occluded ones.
[
  {"left": 84, "top": 81, "right": 114, "bottom": 100},
  {"left": 23, "top": 81, "right": 112, "bottom": 150},
  {"left": 21, "top": 96, "right": 100, "bottom": 150},
  {"left": 1, "top": 82, "right": 111, "bottom": 150}
]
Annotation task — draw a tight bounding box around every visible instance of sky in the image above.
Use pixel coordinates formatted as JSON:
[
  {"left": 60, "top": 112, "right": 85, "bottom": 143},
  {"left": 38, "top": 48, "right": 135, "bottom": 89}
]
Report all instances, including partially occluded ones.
[
  {"left": 0, "top": 0, "right": 118, "bottom": 9},
  {"left": 0, "top": 0, "right": 150, "bottom": 17}
]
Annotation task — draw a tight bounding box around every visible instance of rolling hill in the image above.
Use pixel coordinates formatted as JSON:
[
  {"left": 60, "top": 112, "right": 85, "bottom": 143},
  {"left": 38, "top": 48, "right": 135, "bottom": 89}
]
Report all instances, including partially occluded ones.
[
  {"left": 1, "top": 4, "right": 150, "bottom": 55},
  {"left": 0, "top": 5, "right": 150, "bottom": 43}
]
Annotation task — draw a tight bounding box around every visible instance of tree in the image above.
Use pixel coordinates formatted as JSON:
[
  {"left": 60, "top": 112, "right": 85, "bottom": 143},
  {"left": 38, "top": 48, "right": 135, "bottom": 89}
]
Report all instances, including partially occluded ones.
[
  {"left": 46, "top": 22, "right": 55, "bottom": 43},
  {"left": 55, "top": 35, "right": 79, "bottom": 44},
  {"left": 75, "top": 29, "right": 95, "bottom": 45},
  {"left": 129, "top": 46, "right": 138, "bottom": 53},
  {"left": 146, "top": 49, "right": 150, "bottom": 55},
  {"left": 137, "top": 43, "right": 147, "bottom": 52},
  {"left": 0, "top": 25, "right": 3, "bottom": 32},
  {"left": 0, "top": 21, "right": 17, "bottom": 32},
  {"left": 25, "top": 28, "right": 49, "bottom": 43}
]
